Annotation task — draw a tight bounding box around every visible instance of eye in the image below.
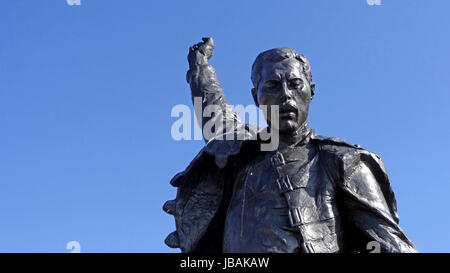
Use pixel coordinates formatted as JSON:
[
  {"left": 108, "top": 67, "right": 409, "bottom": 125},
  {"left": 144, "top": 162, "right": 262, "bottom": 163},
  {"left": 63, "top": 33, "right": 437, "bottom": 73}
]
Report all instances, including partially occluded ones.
[
  {"left": 263, "top": 80, "right": 280, "bottom": 90},
  {"left": 289, "top": 78, "right": 303, "bottom": 88}
]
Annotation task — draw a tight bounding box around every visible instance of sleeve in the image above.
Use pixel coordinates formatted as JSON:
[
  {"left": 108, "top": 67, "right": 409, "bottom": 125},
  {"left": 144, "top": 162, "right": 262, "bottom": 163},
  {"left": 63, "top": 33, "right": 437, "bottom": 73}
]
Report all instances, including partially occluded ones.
[
  {"left": 187, "top": 64, "right": 245, "bottom": 142},
  {"left": 337, "top": 150, "right": 418, "bottom": 253}
]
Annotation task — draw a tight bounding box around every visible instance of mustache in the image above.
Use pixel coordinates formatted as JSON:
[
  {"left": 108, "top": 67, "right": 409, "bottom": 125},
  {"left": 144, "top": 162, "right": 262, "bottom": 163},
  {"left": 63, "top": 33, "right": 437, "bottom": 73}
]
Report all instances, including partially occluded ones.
[{"left": 278, "top": 102, "right": 298, "bottom": 113}]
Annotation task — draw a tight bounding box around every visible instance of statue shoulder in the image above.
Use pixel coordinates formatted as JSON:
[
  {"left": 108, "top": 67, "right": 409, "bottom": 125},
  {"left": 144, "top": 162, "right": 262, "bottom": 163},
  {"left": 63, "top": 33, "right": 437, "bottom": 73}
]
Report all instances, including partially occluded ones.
[
  {"left": 311, "top": 133, "right": 384, "bottom": 172},
  {"left": 312, "top": 134, "right": 366, "bottom": 155}
]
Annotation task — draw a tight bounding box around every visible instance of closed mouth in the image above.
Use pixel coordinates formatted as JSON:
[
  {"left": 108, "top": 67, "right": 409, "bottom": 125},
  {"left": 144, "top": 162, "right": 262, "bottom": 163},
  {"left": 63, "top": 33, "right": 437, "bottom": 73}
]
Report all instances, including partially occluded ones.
[{"left": 279, "top": 107, "right": 297, "bottom": 119}]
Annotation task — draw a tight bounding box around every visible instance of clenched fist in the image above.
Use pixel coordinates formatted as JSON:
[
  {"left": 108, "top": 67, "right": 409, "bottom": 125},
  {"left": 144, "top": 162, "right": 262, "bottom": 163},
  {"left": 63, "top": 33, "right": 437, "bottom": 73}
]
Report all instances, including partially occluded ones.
[{"left": 187, "top": 37, "right": 214, "bottom": 68}]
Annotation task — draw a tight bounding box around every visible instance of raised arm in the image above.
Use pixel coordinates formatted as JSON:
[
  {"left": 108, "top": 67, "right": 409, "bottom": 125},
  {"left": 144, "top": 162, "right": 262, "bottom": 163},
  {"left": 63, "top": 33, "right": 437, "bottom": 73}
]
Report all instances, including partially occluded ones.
[{"left": 186, "top": 37, "right": 244, "bottom": 142}]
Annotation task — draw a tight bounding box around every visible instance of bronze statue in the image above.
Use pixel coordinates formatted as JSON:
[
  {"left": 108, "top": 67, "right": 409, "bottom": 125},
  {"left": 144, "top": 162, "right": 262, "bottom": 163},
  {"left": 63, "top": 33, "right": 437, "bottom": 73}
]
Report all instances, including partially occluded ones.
[{"left": 163, "top": 37, "right": 417, "bottom": 253}]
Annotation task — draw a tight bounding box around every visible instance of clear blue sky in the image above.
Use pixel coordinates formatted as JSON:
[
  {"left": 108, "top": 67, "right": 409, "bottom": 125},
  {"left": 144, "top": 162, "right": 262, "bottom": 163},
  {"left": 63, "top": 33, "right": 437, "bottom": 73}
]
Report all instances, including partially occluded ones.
[{"left": 1, "top": 0, "right": 449, "bottom": 253}]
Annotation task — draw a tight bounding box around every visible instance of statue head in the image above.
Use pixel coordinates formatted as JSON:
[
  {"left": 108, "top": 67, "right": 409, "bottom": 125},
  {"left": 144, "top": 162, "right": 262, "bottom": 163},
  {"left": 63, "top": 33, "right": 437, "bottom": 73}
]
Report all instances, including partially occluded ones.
[{"left": 251, "top": 48, "right": 315, "bottom": 135}]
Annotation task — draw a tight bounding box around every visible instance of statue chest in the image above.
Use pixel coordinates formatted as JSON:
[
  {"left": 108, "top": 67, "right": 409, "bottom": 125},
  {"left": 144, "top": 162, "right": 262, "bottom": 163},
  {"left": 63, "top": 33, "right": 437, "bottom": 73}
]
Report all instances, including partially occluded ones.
[{"left": 223, "top": 143, "right": 342, "bottom": 253}]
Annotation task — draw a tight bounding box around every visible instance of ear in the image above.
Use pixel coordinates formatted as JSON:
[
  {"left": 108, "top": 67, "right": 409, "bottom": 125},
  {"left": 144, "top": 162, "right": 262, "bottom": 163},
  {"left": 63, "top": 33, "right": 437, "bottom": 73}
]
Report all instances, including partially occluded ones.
[
  {"left": 251, "top": 87, "right": 259, "bottom": 107},
  {"left": 310, "top": 82, "right": 315, "bottom": 100}
]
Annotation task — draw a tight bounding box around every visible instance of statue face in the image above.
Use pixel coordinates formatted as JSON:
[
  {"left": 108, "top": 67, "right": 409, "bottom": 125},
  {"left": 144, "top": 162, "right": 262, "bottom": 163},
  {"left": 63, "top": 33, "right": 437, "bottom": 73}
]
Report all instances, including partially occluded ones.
[{"left": 254, "top": 58, "right": 314, "bottom": 134}]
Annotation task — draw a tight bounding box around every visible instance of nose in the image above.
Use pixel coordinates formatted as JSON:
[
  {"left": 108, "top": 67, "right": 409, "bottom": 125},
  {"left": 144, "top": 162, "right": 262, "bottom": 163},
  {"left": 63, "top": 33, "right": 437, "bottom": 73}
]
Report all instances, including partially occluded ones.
[{"left": 280, "top": 80, "right": 293, "bottom": 102}]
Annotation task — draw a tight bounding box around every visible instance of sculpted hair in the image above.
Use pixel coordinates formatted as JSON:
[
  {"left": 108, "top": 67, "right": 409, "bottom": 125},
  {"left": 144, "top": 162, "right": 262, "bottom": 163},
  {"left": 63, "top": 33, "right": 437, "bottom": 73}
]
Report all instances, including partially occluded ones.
[{"left": 251, "top": 48, "right": 312, "bottom": 88}]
